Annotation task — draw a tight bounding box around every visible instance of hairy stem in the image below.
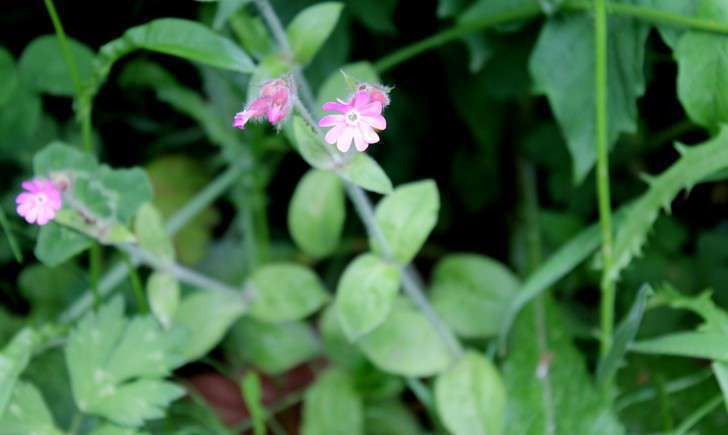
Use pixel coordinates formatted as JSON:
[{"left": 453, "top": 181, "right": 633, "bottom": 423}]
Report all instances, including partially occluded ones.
[
  {"left": 256, "top": 0, "right": 464, "bottom": 358},
  {"left": 594, "top": 0, "right": 615, "bottom": 360},
  {"left": 60, "top": 164, "right": 245, "bottom": 322}
]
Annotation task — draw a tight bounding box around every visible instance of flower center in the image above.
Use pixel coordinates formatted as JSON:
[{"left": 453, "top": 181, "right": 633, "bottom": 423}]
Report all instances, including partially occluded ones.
[
  {"left": 35, "top": 193, "right": 48, "bottom": 205},
  {"left": 345, "top": 109, "right": 360, "bottom": 126}
]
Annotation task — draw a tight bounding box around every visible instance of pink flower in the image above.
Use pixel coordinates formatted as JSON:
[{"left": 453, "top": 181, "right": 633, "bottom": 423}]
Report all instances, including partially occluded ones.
[
  {"left": 233, "top": 78, "right": 294, "bottom": 130},
  {"left": 16, "top": 179, "right": 62, "bottom": 225},
  {"left": 319, "top": 91, "right": 387, "bottom": 152}
]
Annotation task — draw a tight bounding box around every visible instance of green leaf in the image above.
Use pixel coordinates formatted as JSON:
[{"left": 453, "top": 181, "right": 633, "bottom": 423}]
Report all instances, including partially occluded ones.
[
  {"left": 135, "top": 203, "right": 175, "bottom": 261},
  {"left": 347, "top": 0, "right": 397, "bottom": 34},
  {"left": 641, "top": 0, "right": 696, "bottom": 48},
  {"left": 172, "top": 290, "right": 247, "bottom": 361},
  {"left": 338, "top": 153, "right": 393, "bottom": 195},
  {"left": 291, "top": 115, "right": 334, "bottom": 169},
  {"left": 358, "top": 298, "right": 454, "bottom": 376},
  {"left": 319, "top": 305, "right": 368, "bottom": 370},
  {"left": 335, "top": 253, "right": 401, "bottom": 340},
  {"left": 247, "top": 263, "right": 328, "bottom": 322},
  {"left": 288, "top": 169, "right": 345, "bottom": 258},
  {"left": 630, "top": 331, "right": 728, "bottom": 361},
  {"left": 34, "top": 223, "right": 92, "bottom": 267},
  {"left": 713, "top": 361, "right": 728, "bottom": 413},
  {"left": 33, "top": 142, "right": 96, "bottom": 176},
  {"left": 431, "top": 254, "right": 519, "bottom": 338},
  {"left": 0, "top": 84, "right": 40, "bottom": 154},
  {"left": 240, "top": 372, "right": 266, "bottom": 435},
  {"left": 596, "top": 285, "right": 652, "bottom": 384},
  {"left": 364, "top": 400, "right": 422, "bottom": 435},
  {"left": 212, "top": 0, "right": 252, "bottom": 30},
  {"left": 89, "top": 425, "right": 149, "bottom": 435},
  {"left": 0, "top": 329, "right": 39, "bottom": 415},
  {"left": 19, "top": 35, "right": 94, "bottom": 96},
  {"left": 96, "top": 18, "right": 254, "bottom": 86},
  {"left": 372, "top": 180, "right": 439, "bottom": 263},
  {"left": 676, "top": 0, "right": 728, "bottom": 128},
  {"left": 302, "top": 369, "right": 363, "bottom": 435},
  {"left": 229, "top": 9, "right": 274, "bottom": 58},
  {"left": 503, "top": 298, "right": 624, "bottom": 434},
  {"left": 286, "top": 2, "right": 344, "bottom": 64},
  {"left": 94, "top": 166, "right": 154, "bottom": 223},
  {"left": 459, "top": 0, "right": 541, "bottom": 27},
  {"left": 435, "top": 351, "right": 506, "bottom": 435},
  {"left": 65, "top": 297, "right": 185, "bottom": 427},
  {"left": 227, "top": 318, "right": 321, "bottom": 375},
  {"left": 608, "top": 128, "right": 728, "bottom": 284},
  {"left": 530, "top": 7, "right": 648, "bottom": 182},
  {"left": 147, "top": 272, "right": 180, "bottom": 329},
  {"left": 0, "top": 47, "right": 17, "bottom": 106},
  {"left": 652, "top": 285, "right": 728, "bottom": 334},
  {"left": 0, "top": 382, "right": 62, "bottom": 435}
]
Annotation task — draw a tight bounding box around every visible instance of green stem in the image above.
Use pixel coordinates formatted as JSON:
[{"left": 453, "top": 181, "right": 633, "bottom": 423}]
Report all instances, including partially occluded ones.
[
  {"left": 594, "top": 0, "right": 615, "bottom": 360},
  {"left": 0, "top": 207, "right": 22, "bottom": 263},
  {"left": 615, "top": 368, "right": 713, "bottom": 411},
  {"left": 42, "top": 0, "right": 93, "bottom": 153},
  {"left": 673, "top": 394, "right": 723, "bottom": 435},
  {"left": 122, "top": 251, "right": 147, "bottom": 313},
  {"left": 374, "top": 4, "right": 541, "bottom": 73},
  {"left": 89, "top": 244, "right": 102, "bottom": 310}
]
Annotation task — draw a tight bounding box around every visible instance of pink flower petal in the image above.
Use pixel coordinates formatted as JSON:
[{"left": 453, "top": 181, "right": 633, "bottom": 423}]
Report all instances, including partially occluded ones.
[
  {"left": 336, "top": 127, "right": 355, "bottom": 152},
  {"left": 359, "top": 102, "right": 383, "bottom": 117},
  {"left": 16, "top": 193, "right": 32, "bottom": 204},
  {"left": 322, "top": 101, "right": 350, "bottom": 113},
  {"left": 319, "top": 115, "right": 345, "bottom": 128},
  {"left": 324, "top": 123, "right": 346, "bottom": 144},
  {"left": 24, "top": 206, "right": 39, "bottom": 224},
  {"left": 352, "top": 91, "right": 371, "bottom": 109},
  {"left": 362, "top": 114, "right": 386, "bottom": 130},
  {"left": 359, "top": 124, "right": 379, "bottom": 144},
  {"left": 353, "top": 128, "right": 368, "bottom": 152}
]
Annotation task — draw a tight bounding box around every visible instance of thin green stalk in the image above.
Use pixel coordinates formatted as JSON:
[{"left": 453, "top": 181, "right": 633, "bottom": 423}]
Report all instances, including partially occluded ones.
[
  {"left": 89, "top": 244, "right": 102, "bottom": 310},
  {"left": 615, "top": 368, "right": 713, "bottom": 411},
  {"left": 122, "top": 251, "right": 147, "bottom": 313},
  {"left": 374, "top": 4, "right": 541, "bottom": 73},
  {"left": 0, "top": 207, "right": 22, "bottom": 263},
  {"left": 673, "top": 394, "right": 723, "bottom": 435},
  {"left": 594, "top": 0, "right": 615, "bottom": 360}
]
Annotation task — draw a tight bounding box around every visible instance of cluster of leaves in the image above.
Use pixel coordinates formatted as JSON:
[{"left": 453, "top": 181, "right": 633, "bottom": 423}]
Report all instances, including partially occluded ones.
[{"left": 1, "top": 0, "right": 728, "bottom": 434}]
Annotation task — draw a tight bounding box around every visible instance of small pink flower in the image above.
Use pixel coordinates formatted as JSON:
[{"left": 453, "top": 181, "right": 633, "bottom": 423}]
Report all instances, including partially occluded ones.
[
  {"left": 16, "top": 179, "right": 62, "bottom": 225},
  {"left": 356, "top": 83, "right": 392, "bottom": 108},
  {"left": 319, "top": 91, "right": 387, "bottom": 152},
  {"left": 233, "top": 78, "right": 294, "bottom": 130}
]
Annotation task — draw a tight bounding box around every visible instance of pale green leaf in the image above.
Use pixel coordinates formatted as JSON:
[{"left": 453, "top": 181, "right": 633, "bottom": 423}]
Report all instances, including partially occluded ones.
[
  {"left": 227, "top": 317, "right": 321, "bottom": 375},
  {"left": 364, "top": 400, "right": 422, "bottom": 435},
  {"left": 358, "top": 298, "right": 454, "bottom": 377},
  {"left": 0, "top": 382, "right": 62, "bottom": 435},
  {"left": 335, "top": 253, "right": 401, "bottom": 340},
  {"left": 147, "top": 272, "right": 180, "bottom": 329},
  {"left": 372, "top": 180, "right": 439, "bottom": 263},
  {"left": 65, "top": 297, "right": 185, "bottom": 426},
  {"left": 286, "top": 3, "right": 344, "bottom": 64},
  {"left": 135, "top": 203, "right": 175, "bottom": 261},
  {"left": 288, "top": 169, "right": 345, "bottom": 258},
  {"left": 630, "top": 331, "right": 728, "bottom": 361},
  {"left": 712, "top": 361, "right": 728, "bottom": 413},
  {"left": 241, "top": 372, "right": 266, "bottom": 435},
  {"left": 247, "top": 263, "right": 328, "bottom": 322},
  {"left": 172, "top": 290, "right": 247, "bottom": 361},
  {"left": 34, "top": 223, "right": 92, "bottom": 267},
  {"left": 338, "top": 153, "right": 393, "bottom": 195},
  {"left": 435, "top": 351, "right": 506, "bottom": 435},
  {"left": 431, "top": 254, "right": 519, "bottom": 338},
  {"left": 302, "top": 369, "right": 363, "bottom": 435},
  {"left": 530, "top": 6, "right": 648, "bottom": 181},
  {"left": 291, "top": 115, "right": 334, "bottom": 169},
  {"left": 18, "top": 35, "right": 94, "bottom": 96},
  {"left": 676, "top": 0, "right": 728, "bottom": 128},
  {"left": 0, "top": 329, "right": 39, "bottom": 415},
  {"left": 33, "top": 142, "right": 96, "bottom": 176}
]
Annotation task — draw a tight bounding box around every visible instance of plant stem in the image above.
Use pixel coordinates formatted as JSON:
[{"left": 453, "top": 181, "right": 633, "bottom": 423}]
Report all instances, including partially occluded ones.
[
  {"left": 122, "top": 251, "right": 147, "bottom": 313},
  {"left": 374, "top": 4, "right": 542, "bottom": 73},
  {"left": 673, "top": 394, "right": 723, "bottom": 435},
  {"left": 594, "top": 0, "right": 615, "bottom": 359},
  {"left": 615, "top": 368, "right": 713, "bottom": 411},
  {"left": 89, "top": 244, "right": 102, "bottom": 309},
  {"left": 60, "top": 164, "right": 245, "bottom": 323},
  {"left": 256, "top": 0, "right": 464, "bottom": 358},
  {"left": 0, "top": 207, "right": 22, "bottom": 263}
]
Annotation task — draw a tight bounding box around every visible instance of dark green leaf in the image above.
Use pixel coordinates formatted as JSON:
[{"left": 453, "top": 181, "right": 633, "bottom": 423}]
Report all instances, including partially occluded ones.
[
  {"left": 19, "top": 35, "right": 94, "bottom": 96},
  {"left": 35, "top": 223, "right": 92, "bottom": 267},
  {"left": 286, "top": 3, "right": 344, "bottom": 64}
]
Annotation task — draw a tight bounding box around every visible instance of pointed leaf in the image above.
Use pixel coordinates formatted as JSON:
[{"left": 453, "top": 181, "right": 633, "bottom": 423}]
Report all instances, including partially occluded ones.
[
  {"left": 287, "top": 3, "right": 344, "bottom": 64},
  {"left": 19, "top": 35, "right": 94, "bottom": 96},
  {"left": 0, "top": 382, "right": 62, "bottom": 435}
]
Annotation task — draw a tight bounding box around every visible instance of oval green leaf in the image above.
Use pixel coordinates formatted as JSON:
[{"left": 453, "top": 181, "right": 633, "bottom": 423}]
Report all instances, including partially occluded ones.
[
  {"left": 247, "top": 263, "right": 329, "bottom": 322},
  {"left": 287, "top": 2, "right": 344, "bottom": 64}
]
